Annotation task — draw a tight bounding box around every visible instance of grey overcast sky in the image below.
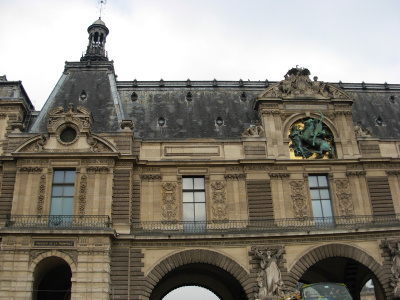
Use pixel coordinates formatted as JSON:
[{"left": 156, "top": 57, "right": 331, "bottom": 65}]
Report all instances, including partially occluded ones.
[{"left": 1, "top": 0, "right": 400, "bottom": 110}]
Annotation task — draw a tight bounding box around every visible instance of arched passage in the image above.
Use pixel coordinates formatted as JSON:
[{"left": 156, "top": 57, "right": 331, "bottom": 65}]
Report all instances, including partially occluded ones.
[
  {"left": 146, "top": 249, "right": 251, "bottom": 300},
  {"left": 289, "top": 244, "right": 390, "bottom": 300},
  {"left": 32, "top": 256, "right": 72, "bottom": 300}
]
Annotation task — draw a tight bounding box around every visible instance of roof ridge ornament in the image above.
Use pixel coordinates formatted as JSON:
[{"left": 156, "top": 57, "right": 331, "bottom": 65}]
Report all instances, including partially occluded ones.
[{"left": 98, "top": 0, "right": 107, "bottom": 19}]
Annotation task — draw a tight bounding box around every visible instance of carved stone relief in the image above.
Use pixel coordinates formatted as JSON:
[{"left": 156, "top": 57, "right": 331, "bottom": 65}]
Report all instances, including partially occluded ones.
[
  {"left": 224, "top": 174, "right": 246, "bottom": 180},
  {"left": 258, "top": 67, "right": 350, "bottom": 99},
  {"left": 242, "top": 120, "right": 265, "bottom": 137},
  {"left": 161, "top": 183, "right": 178, "bottom": 222},
  {"left": 289, "top": 181, "right": 308, "bottom": 218},
  {"left": 86, "top": 166, "right": 110, "bottom": 173},
  {"left": 37, "top": 175, "right": 46, "bottom": 215},
  {"left": 140, "top": 174, "right": 162, "bottom": 181},
  {"left": 211, "top": 182, "right": 228, "bottom": 221},
  {"left": 335, "top": 179, "right": 354, "bottom": 216},
  {"left": 79, "top": 175, "right": 87, "bottom": 215}
]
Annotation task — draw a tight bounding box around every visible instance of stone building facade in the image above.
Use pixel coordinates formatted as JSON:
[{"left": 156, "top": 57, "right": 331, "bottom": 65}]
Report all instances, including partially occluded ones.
[{"left": 1, "top": 18, "right": 400, "bottom": 300}]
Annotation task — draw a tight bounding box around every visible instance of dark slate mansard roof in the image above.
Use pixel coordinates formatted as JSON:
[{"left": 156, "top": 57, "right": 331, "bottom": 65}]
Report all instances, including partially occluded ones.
[{"left": 27, "top": 19, "right": 400, "bottom": 140}]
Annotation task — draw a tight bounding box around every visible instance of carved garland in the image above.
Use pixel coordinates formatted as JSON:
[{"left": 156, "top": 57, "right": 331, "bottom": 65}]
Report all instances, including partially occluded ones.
[
  {"left": 335, "top": 179, "right": 354, "bottom": 216},
  {"left": 79, "top": 175, "right": 87, "bottom": 215},
  {"left": 289, "top": 180, "right": 307, "bottom": 218},
  {"left": 161, "top": 183, "right": 178, "bottom": 222},
  {"left": 37, "top": 175, "right": 46, "bottom": 215},
  {"left": 211, "top": 182, "right": 228, "bottom": 221}
]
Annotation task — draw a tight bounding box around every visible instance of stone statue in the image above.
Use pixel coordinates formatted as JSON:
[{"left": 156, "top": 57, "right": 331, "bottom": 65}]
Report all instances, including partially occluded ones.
[
  {"left": 289, "top": 112, "right": 334, "bottom": 159},
  {"left": 354, "top": 122, "right": 374, "bottom": 137},
  {"left": 384, "top": 239, "right": 400, "bottom": 297},
  {"left": 254, "top": 246, "right": 285, "bottom": 298},
  {"left": 242, "top": 120, "right": 265, "bottom": 137}
]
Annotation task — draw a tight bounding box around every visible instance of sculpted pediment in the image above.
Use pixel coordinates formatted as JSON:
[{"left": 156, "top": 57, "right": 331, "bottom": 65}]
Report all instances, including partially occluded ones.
[
  {"left": 258, "top": 67, "right": 352, "bottom": 100},
  {"left": 14, "top": 104, "right": 118, "bottom": 154},
  {"left": 14, "top": 133, "right": 117, "bottom": 153}
]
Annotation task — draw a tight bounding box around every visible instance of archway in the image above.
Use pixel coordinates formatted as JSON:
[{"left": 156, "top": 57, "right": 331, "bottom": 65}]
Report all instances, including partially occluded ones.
[
  {"left": 146, "top": 249, "right": 251, "bottom": 300},
  {"left": 289, "top": 244, "right": 389, "bottom": 300},
  {"left": 32, "top": 256, "right": 72, "bottom": 300}
]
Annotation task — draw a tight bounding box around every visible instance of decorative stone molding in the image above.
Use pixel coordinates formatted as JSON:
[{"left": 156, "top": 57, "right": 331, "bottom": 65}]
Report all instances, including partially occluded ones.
[
  {"left": 290, "top": 180, "right": 307, "bottom": 218},
  {"left": 364, "top": 163, "right": 387, "bottom": 169},
  {"left": 224, "top": 174, "right": 246, "bottom": 180},
  {"left": 211, "top": 182, "right": 228, "bottom": 221},
  {"left": 161, "top": 183, "right": 178, "bottom": 222},
  {"left": 270, "top": 173, "right": 290, "bottom": 179},
  {"left": 346, "top": 171, "right": 366, "bottom": 177},
  {"left": 78, "top": 175, "right": 87, "bottom": 215},
  {"left": 86, "top": 166, "right": 110, "bottom": 173},
  {"left": 83, "top": 158, "right": 114, "bottom": 165},
  {"left": 139, "top": 174, "right": 162, "bottom": 181},
  {"left": 335, "top": 179, "right": 354, "bottom": 216},
  {"left": 19, "top": 167, "right": 42, "bottom": 173},
  {"left": 37, "top": 175, "right": 46, "bottom": 215},
  {"left": 386, "top": 171, "right": 400, "bottom": 176}
]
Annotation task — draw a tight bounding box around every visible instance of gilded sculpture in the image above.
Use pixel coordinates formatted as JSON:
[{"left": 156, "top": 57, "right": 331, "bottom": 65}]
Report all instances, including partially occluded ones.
[{"left": 289, "top": 111, "right": 335, "bottom": 159}]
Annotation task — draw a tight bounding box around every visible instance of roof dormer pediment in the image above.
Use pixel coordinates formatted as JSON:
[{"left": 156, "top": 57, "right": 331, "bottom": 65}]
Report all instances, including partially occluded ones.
[{"left": 254, "top": 67, "right": 352, "bottom": 109}]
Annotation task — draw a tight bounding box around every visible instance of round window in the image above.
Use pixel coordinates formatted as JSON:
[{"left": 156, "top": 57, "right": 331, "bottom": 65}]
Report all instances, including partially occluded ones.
[{"left": 60, "top": 127, "right": 77, "bottom": 143}]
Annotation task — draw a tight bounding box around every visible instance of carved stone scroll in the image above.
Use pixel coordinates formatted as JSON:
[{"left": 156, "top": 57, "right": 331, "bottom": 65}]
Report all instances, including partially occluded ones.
[
  {"left": 211, "top": 182, "right": 228, "bottom": 221},
  {"left": 161, "top": 183, "right": 178, "bottom": 222},
  {"left": 37, "top": 175, "right": 46, "bottom": 215},
  {"left": 290, "top": 180, "right": 307, "bottom": 218},
  {"left": 335, "top": 179, "right": 354, "bottom": 216},
  {"left": 79, "top": 175, "right": 87, "bottom": 215}
]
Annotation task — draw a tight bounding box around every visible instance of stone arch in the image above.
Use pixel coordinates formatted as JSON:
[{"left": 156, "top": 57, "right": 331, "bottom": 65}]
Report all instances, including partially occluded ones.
[
  {"left": 29, "top": 250, "right": 77, "bottom": 273},
  {"left": 146, "top": 249, "right": 252, "bottom": 300},
  {"left": 288, "top": 243, "right": 390, "bottom": 299},
  {"left": 282, "top": 112, "right": 339, "bottom": 140},
  {"left": 30, "top": 251, "right": 75, "bottom": 300}
]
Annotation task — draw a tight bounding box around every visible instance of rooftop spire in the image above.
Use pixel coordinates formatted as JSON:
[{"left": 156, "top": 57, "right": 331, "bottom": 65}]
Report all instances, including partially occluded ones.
[
  {"left": 80, "top": 17, "right": 110, "bottom": 62},
  {"left": 98, "top": 0, "right": 107, "bottom": 19}
]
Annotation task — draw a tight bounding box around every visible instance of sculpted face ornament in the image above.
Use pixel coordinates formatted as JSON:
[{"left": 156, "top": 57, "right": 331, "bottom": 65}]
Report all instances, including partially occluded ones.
[{"left": 289, "top": 111, "right": 335, "bottom": 159}]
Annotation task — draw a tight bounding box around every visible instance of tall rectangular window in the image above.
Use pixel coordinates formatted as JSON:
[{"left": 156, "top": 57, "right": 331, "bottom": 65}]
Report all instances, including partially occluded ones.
[
  {"left": 50, "top": 170, "right": 75, "bottom": 216},
  {"left": 182, "top": 177, "right": 206, "bottom": 232},
  {"left": 308, "top": 175, "right": 333, "bottom": 224}
]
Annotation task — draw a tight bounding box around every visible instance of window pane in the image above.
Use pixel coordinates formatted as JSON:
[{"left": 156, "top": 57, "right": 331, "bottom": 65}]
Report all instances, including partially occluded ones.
[
  {"left": 50, "top": 198, "right": 62, "bottom": 215},
  {"left": 195, "top": 203, "right": 206, "bottom": 221},
  {"left": 53, "top": 171, "right": 64, "bottom": 183},
  {"left": 52, "top": 186, "right": 63, "bottom": 197},
  {"left": 321, "top": 200, "right": 333, "bottom": 217},
  {"left": 64, "top": 171, "right": 76, "bottom": 183},
  {"left": 312, "top": 201, "right": 323, "bottom": 218},
  {"left": 194, "top": 178, "right": 205, "bottom": 189},
  {"left": 308, "top": 176, "right": 318, "bottom": 187},
  {"left": 318, "top": 176, "right": 328, "bottom": 187},
  {"left": 194, "top": 192, "right": 205, "bottom": 203},
  {"left": 183, "top": 192, "right": 193, "bottom": 203},
  {"left": 62, "top": 198, "right": 74, "bottom": 215},
  {"left": 183, "top": 178, "right": 193, "bottom": 190},
  {"left": 320, "top": 189, "right": 330, "bottom": 200},
  {"left": 63, "top": 186, "right": 75, "bottom": 197},
  {"left": 183, "top": 203, "right": 194, "bottom": 221},
  {"left": 310, "top": 190, "right": 320, "bottom": 200}
]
